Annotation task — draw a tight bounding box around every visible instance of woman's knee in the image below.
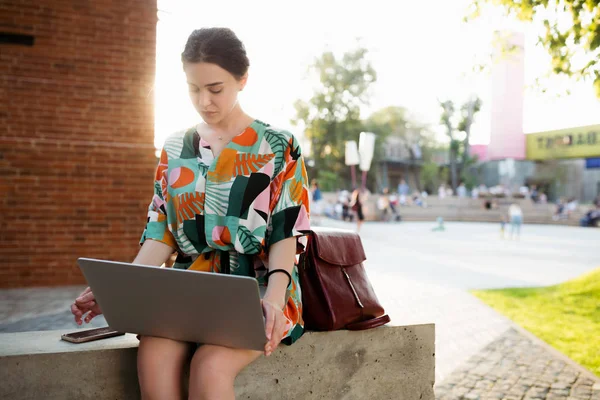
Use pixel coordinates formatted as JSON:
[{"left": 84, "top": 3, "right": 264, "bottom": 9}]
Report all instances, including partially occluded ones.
[
  {"left": 137, "top": 336, "right": 191, "bottom": 399},
  {"left": 190, "top": 345, "right": 261, "bottom": 386},
  {"left": 191, "top": 346, "right": 234, "bottom": 384}
]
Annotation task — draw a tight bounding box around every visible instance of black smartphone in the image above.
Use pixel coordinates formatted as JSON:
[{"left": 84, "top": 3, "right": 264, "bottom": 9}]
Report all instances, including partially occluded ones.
[{"left": 61, "top": 327, "right": 125, "bottom": 344}]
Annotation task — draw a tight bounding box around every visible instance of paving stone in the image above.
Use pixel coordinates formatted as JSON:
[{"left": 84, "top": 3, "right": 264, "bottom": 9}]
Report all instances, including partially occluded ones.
[
  {"left": 545, "top": 395, "right": 569, "bottom": 400},
  {"left": 482, "top": 391, "right": 506, "bottom": 399},
  {"left": 552, "top": 382, "right": 571, "bottom": 390}
]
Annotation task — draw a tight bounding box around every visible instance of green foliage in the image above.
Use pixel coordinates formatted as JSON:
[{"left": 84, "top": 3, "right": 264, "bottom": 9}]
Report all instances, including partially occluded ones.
[
  {"left": 473, "top": 268, "right": 600, "bottom": 376},
  {"left": 439, "top": 97, "right": 482, "bottom": 192},
  {"left": 439, "top": 167, "right": 450, "bottom": 187},
  {"left": 316, "top": 170, "right": 341, "bottom": 192},
  {"left": 363, "top": 106, "right": 407, "bottom": 174},
  {"left": 364, "top": 106, "right": 409, "bottom": 148},
  {"left": 365, "top": 106, "right": 438, "bottom": 191},
  {"left": 365, "top": 106, "right": 436, "bottom": 149},
  {"left": 468, "top": 0, "right": 600, "bottom": 97},
  {"left": 364, "top": 106, "right": 409, "bottom": 135},
  {"left": 292, "top": 47, "right": 376, "bottom": 186},
  {"left": 460, "top": 154, "right": 480, "bottom": 190},
  {"left": 420, "top": 162, "right": 442, "bottom": 194}
]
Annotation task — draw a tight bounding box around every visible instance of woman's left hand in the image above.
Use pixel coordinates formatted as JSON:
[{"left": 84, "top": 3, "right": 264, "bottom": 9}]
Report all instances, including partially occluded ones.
[{"left": 261, "top": 296, "right": 287, "bottom": 357}]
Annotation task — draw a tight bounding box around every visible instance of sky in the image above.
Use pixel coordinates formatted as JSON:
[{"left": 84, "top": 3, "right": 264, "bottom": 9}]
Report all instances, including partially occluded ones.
[{"left": 153, "top": 0, "right": 600, "bottom": 150}]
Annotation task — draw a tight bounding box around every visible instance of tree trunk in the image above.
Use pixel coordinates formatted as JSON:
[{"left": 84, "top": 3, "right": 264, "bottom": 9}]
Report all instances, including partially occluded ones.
[
  {"left": 413, "top": 166, "right": 422, "bottom": 192},
  {"left": 408, "top": 151, "right": 422, "bottom": 192},
  {"left": 460, "top": 99, "right": 476, "bottom": 177},
  {"left": 450, "top": 147, "right": 458, "bottom": 193}
]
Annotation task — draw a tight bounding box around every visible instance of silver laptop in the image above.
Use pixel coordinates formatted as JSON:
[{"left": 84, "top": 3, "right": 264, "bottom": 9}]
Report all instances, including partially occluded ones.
[{"left": 77, "top": 258, "right": 267, "bottom": 351}]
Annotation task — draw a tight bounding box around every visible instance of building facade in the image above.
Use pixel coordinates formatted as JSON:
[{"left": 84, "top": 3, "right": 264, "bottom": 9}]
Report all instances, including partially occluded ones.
[{"left": 1, "top": 1, "right": 158, "bottom": 287}]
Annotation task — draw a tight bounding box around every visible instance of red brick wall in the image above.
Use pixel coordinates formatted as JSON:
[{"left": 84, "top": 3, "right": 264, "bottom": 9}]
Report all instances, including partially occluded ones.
[{"left": 0, "top": 1, "right": 158, "bottom": 287}]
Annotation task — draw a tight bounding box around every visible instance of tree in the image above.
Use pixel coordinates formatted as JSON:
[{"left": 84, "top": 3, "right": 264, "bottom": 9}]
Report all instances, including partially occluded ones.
[
  {"left": 440, "top": 100, "right": 459, "bottom": 192},
  {"left": 364, "top": 106, "right": 435, "bottom": 191},
  {"left": 457, "top": 97, "right": 482, "bottom": 188},
  {"left": 292, "top": 48, "right": 376, "bottom": 190},
  {"left": 468, "top": 0, "right": 600, "bottom": 97},
  {"left": 439, "top": 97, "right": 482, "bottom": 192}
]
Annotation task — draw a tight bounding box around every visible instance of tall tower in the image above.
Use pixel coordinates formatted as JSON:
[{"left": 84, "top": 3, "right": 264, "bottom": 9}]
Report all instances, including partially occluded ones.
[{"left": 488, "top": 31, "right": 526, "bottom": 160}]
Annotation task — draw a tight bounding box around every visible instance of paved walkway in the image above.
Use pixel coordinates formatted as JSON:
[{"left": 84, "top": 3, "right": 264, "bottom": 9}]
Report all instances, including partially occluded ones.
[
  {"left": 0, "top": 286, "right": 79, "bottom": 325},
  {"left": 0, "top": 286, "right": 107, "bottom": 332},
  {"left": 1, "top": 221, "right": 598, "bottom": 398},
  {"left": 436, "top": 329, "right": 600, "bottom": 400}
]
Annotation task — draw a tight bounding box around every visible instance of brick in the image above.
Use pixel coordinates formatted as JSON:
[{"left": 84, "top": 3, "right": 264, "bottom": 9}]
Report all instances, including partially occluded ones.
[{"left": 1, "top": 0, "right": 158, "bottom": 288}]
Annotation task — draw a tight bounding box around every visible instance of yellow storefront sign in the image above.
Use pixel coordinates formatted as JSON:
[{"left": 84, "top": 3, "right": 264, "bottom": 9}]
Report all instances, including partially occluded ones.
[{"left": 526, "top": 124, "right": 600, "bottom": 160}]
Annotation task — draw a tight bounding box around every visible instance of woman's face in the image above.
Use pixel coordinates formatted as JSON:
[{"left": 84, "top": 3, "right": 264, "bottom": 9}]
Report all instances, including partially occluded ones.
[{"left": 183, "top": 62, "right": 247, "bottom": 125}]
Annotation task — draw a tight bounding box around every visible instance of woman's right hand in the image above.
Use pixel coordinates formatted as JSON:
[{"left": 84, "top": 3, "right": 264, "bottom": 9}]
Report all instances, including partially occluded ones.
[{"left": 71, "top": 287, "right": 103, "bottom": 325}]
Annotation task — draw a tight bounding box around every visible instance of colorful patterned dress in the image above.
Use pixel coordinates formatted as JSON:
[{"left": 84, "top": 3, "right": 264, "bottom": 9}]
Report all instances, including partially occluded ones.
[{"left": 140, "top": 119, "right": 311, "bottom": 344}]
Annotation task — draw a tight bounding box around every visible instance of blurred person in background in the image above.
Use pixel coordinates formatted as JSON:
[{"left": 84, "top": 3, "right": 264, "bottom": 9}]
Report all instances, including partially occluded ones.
[
  {"left": 398, "top": 179, "right": 410, "bottom": 205},
  {"left": 377, "top": 188, "right": 391, "bottom": 221},
  {"left": 508, "top": 203, "right": 523, "bottom": 240},
  {"left": 457, "top": 182, "right": 467, "bottom": 198},
  {"left": 350, "top": 188, "right": 365, "bottom": 232},
  {"left": 310, "top": 179, "right": 323, "bottom": 225}
]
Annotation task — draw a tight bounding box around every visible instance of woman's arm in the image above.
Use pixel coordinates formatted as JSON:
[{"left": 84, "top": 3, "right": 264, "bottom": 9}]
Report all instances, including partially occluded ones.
[
  {"left": 261, "top": 236, "right": 297, "bottom": 356},
  {"left": 133, "top": 239, "right": 176, "bottom": 266},
  {"left": 263, "top": 237, "right": 297, "bottom": 307}
]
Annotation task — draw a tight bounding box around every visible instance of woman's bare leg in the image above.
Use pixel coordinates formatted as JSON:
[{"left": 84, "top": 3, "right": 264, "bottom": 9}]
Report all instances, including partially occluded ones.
[
  {"left": 138, "top": 336, "right": 192, "bottom": 400},
  {"left": 188, "top": 344, "right": 261, "bottom": 400}
]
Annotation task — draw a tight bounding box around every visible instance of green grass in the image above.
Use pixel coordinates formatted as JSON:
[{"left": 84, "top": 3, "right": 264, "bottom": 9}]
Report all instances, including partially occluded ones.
[{"left": 472, "top": 268, "right": 600, "bottom": 377}]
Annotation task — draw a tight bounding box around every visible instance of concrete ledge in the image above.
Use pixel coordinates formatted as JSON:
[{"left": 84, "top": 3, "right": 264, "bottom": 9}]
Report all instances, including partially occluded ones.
[{"left": 0, "top": 324, "right": 435, "bottom": 400}]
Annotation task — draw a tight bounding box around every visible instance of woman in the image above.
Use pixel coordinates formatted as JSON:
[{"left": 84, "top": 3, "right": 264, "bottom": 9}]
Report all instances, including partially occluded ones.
[
  {"left": 508, "top": 203, "right": 523, "bottom": 240},
  {"left": 71, "top": 28, "right": 310, "bottom": 399},
  {"left": 377, "top": 188, "right": 390, "bottom": 221},
  {"left": 350, "top": 188, "right": 365, "bottom": 232},
  {"left": 310, "top": 179, "right": 323, "bottom": 225}
]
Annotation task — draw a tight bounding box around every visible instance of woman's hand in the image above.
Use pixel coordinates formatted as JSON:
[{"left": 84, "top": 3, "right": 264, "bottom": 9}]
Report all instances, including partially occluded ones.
[
  {"left": 261, "top": 296, "right": 287, "bottom": 357},
  {"left": 70, "top": 287, "right": 103, "bottom": 325}
]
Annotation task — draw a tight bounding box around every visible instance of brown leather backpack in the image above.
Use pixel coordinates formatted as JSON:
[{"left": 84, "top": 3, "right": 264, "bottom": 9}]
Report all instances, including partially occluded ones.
[{"left": 298, "top": 227, "right": 390, "bottom": 331}]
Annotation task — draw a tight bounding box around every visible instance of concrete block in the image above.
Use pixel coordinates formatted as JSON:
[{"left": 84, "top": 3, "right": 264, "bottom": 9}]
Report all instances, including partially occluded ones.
[{"left": 0, "top": 324, "right": 435, "bottom": 400}]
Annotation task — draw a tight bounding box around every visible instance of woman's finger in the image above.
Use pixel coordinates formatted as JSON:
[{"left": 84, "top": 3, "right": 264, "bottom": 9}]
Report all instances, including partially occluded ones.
[
  {"left": 84, "top": 311, "right": 97, "bottom": 323},
  {"left": 272, "top": 314, "right": 286, "bottom": 348},
  {"left": 277, "top": 314, "right": 287, "bottom": 341},
  {"left": 75, "top": 292, "right": 95, "bottom": 305},
  {"left": 264, "top": 304, "right": 275, "bottom": 341},
  {"left": 266, "top": 311, "right": 286, "bottom": 353},
  {"left": 263, "top": 302, "right": 282, "bottom": 356},
  {"left": 269, "top": 314, "right": 281, "bottom": 348},
  {"left": 77, "top": 300, "right": 96, "bottom": 309},
  {"left": 71, "top": 303, "right": 84, "bottom": 325},
  {"left": 76, "top": 301, "right": 93, "bottom": 312},
  {"left": 71, "top": 303, "right": 82, "bottom": 316},
  {"left": 76, "top": 287, "right": 91, "bottom": 299}
]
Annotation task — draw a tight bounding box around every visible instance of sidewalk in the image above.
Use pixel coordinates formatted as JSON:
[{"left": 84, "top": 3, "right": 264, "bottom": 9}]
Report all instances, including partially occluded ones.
[
  {"left": 0, "top": 286, "right": 107, "bottom": 333},
  {"left": 436, "top": 328, "right": 600, "bottom": 400}
]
